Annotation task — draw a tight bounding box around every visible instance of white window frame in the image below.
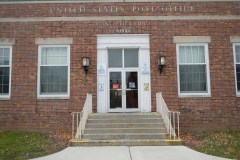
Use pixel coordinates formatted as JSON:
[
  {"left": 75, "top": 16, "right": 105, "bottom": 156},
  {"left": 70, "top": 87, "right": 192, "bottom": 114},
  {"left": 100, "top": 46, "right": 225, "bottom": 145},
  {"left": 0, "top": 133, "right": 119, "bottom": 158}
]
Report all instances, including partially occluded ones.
[
  {"left": 176, "top": 43, "right": 211, "bottom": 97},
  {"left": 37, "top": 45, "right": 70, "bottom": 99},
  {"left": 0, "top": 46, "right": 12, "bottom": 100},
  {"left": 233, "top": 43, "right": 240, "bottom": 96}
]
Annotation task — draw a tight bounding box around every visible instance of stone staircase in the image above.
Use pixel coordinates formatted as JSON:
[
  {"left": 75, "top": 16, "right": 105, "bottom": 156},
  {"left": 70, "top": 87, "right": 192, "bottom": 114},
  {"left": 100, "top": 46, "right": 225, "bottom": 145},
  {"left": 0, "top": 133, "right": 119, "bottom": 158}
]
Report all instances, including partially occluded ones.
[{"left": 69, "top": 112, "right": 182, "bottom": 146}]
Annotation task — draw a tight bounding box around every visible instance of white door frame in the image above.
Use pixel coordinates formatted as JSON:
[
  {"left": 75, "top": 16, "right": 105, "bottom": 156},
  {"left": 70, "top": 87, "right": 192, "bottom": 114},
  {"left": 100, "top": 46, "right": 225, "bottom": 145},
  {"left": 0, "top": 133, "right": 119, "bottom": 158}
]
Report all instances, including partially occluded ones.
[{"left": 97, "top": 34, "right": 151, "bottom": 113}]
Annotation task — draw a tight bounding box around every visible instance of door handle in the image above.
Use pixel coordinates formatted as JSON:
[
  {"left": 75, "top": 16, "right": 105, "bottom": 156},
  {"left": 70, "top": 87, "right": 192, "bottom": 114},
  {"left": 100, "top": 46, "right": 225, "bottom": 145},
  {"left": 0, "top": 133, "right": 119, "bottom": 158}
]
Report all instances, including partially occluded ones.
[{"left": 122, "top": 89, "right": 125, "bottom": 95}]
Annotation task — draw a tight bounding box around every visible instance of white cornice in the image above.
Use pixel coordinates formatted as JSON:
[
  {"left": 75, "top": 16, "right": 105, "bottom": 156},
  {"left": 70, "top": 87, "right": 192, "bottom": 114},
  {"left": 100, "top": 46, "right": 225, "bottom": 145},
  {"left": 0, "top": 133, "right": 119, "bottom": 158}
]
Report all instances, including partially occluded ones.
[{"left": 0, "top": 0, "right": 240, "bottom": 4}]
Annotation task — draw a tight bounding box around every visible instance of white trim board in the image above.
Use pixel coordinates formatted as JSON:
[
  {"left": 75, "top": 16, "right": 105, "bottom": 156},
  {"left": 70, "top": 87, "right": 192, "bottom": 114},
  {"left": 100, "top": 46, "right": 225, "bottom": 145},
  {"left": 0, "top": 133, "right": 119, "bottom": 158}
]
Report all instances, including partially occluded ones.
[
  {"left": 0, "top": 0, "right": 240, "bottom": 4},
  {"left": 0, "top": 15, "right": 240, "bottom": 23}
]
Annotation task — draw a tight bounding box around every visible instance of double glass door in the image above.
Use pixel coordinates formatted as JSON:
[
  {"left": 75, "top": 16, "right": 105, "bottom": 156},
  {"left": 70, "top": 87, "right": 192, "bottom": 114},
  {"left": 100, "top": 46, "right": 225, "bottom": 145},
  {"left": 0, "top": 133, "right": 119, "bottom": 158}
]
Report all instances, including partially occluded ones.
[
  {"left": 109, "top": 70, "right": 139, "bottom": 112},
  {"left": 108, "top": 48, "right": 139, "bottom": 112}
]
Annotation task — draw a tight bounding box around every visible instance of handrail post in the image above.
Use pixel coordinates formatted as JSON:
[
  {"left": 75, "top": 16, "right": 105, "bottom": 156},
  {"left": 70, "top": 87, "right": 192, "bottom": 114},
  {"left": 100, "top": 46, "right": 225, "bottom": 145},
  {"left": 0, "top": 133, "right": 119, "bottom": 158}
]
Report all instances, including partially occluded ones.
[
  {"left": 169, "top": 112, "right": 171, "bottom": 139},
  {"left": 76, "top": 113, "right": 79, "bottom": 135},
  {"left": 79, "top": 112, "right": 82, "bottom": 139},
  {"left": 173, "top": 112, "right": 176, "bottom": 139},
  {"left": 72, "top": 113, "right": 74, "bottom": 139},
  {"left": 71, "top": 93, "right": 93, "bottom": 140},
  {"left": 156, "top": 92, "right": 180, "bottom": 140},
  {"left": 177, "top": 112, "right": 180, "bottom": 139}
]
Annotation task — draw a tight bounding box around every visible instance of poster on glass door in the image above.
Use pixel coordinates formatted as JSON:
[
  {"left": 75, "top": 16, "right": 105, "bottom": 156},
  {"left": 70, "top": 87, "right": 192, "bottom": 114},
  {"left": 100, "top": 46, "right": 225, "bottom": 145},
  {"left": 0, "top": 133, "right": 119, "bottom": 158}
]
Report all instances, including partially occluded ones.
[{"left": 129, "top": 82, "right": 136, "bottom": 88}]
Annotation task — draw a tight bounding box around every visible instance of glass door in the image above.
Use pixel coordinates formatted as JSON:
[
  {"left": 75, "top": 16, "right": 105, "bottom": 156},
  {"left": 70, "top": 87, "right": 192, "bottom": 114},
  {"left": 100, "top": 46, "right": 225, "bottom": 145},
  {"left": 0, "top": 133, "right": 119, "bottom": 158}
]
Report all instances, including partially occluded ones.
[
  {"left": 108, "top": 48, "right": 139, "bottom": 112},
  {"left": 109, "top": 72, "right": 122, "bottom": 110},
  {"left": 109, "top": 70, "right": 139, "bottom": 112},
  {"left": 125, "top": 71, "right": 138, "bottom": 109}
]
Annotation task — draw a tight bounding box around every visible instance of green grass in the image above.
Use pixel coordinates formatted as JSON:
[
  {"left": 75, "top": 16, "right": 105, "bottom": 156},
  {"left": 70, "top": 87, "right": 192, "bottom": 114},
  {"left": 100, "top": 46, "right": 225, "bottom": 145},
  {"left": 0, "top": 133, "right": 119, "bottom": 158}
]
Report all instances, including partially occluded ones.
[
  {"left": 0, "top": 131, "right": 64, "bottom": 160},
  {"left": 188, "top": 130, "right": 240, "bottom": 159},
  {"left": 1, "top": 131, "right": 239, "bottom": 159}
]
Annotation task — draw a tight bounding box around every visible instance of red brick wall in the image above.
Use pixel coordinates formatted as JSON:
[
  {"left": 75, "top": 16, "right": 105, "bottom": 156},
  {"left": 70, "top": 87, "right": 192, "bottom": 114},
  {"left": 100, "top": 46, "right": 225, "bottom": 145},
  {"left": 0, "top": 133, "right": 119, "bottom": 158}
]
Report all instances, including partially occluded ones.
[{"left": 0, "top": 1, "right": 240, "bottom": 133}]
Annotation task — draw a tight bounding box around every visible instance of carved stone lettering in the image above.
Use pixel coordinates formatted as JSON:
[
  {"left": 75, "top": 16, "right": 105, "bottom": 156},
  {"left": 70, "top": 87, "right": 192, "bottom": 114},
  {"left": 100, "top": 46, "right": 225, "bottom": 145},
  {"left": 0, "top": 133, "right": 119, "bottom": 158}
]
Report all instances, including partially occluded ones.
[
  {"left": 50, "top": 6, "right": 86, "bottom": 13},
  {"left": 92, "top": 6, "right": 125, "bottom": 13},
  {"left": 49, "top": 5, "right": 195, "bottom": 14},
  {"left": 132, "top": 6, "right": 155, "bottom": 12}
]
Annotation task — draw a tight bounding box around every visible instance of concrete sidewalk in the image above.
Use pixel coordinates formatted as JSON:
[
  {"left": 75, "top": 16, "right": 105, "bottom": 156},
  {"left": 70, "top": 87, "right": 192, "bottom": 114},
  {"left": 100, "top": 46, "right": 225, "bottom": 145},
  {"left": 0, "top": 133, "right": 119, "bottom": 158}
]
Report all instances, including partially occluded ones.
[{"left": 32, "top": 146, "right": 231, "bottom": 160}]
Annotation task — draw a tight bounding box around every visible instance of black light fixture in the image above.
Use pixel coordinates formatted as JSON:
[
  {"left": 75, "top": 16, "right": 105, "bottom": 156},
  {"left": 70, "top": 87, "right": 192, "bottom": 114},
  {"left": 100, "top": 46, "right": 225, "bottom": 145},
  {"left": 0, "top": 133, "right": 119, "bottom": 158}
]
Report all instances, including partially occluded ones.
[
  {"left": 158, "top": 56, "right": 166, "bottom": 74},
  {"left": 82, "top": 57, "right": 90, "bottom": 75}
]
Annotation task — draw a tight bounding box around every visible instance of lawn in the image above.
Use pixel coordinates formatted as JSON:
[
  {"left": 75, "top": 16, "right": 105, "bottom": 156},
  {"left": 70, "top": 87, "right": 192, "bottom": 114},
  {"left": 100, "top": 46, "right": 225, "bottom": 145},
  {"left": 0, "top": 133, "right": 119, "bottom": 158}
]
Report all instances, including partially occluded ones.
[
  {"left": 1, "top": 130, "right": 239, "bottom": 160},
  {"left": 0, "top": 131, "right": 69, "bottom": 160},
  {"left": 182, "top": 130, "right": 240, "bottom": 159}
]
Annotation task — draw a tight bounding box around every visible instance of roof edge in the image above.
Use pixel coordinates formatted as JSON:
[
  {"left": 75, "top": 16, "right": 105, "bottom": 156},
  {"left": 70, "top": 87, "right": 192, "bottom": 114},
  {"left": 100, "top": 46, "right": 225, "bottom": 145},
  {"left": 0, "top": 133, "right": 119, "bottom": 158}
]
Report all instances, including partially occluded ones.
[{"left": 0, "top": 0, "right": 240, "bottom": 4}]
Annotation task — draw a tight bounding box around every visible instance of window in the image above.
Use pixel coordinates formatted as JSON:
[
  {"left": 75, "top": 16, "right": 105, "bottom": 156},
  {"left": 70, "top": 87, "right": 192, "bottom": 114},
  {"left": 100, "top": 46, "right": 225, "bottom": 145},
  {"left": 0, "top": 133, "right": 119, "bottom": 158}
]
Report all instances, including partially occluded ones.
[
  {"left": 108, "top": 49, "right": 139, "bottom": 68},
  {"left": 38, "top": 45, "right": 70, "bottom": 98},
  {"left": 233, "top": 43, "right": 240, "bottom": 96},
  {"left": 177, "top": 44, "right": 210, "bottom": 97},
  {"left": 0, "top": 46, "right": 12, "bottom": 99},
  {"left": 108, "top": 49, "right": 122, "bottom": 68}
]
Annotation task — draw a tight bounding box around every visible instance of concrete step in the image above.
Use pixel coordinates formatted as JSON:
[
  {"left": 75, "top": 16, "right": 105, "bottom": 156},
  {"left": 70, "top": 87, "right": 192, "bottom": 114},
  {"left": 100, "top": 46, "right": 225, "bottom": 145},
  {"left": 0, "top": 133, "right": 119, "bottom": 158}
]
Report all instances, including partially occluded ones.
[
  {"left": 70, "top": 139, "right": 183, "bottom": 146},
  {"left": 88, "top": 113, "right": 162, "bottom": 119},
  {"left": 82, "top": 133, "right": 168, "bottom": 140},
  {"left": 87, "top": 118, "right": 164, "bottom": 123},
  {"left": 69, "top": 112, "right": 182, "bottom": 146},
  {"left": 85, "top": 123, "right": 165, "bottom": 128},
  {"left": 84, "top": 128, "right": 167, "bottom": 134}
]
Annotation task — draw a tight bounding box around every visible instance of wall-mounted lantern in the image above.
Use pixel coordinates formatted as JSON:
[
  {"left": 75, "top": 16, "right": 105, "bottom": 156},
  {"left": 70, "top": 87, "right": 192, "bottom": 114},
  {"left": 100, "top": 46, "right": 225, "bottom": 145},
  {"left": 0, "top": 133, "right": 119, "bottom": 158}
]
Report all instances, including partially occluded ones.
[
  {"left": 82, "top": 57, "right": 90, "bottom": 75},
  {"left": 158, "top": 56, "right": 166, "bottom": 74}
]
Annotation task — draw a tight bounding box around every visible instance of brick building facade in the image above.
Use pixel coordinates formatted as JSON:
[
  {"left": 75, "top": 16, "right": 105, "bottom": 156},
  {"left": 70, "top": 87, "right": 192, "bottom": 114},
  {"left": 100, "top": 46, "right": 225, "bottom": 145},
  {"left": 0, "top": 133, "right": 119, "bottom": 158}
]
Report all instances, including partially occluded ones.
[{"left": 0, "top": 0, "right": 240, "bottom": 133}]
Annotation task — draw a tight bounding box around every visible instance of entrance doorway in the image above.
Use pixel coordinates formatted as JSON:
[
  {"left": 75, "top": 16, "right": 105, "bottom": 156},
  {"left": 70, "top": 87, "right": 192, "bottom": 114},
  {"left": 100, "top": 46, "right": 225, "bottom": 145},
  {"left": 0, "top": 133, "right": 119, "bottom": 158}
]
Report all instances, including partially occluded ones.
[
  {"left": 97, "top": 34, "right": 151, "bottom": 113},
  {"left": 108, "top": 49, "right": 139, "bottom": 112}
]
